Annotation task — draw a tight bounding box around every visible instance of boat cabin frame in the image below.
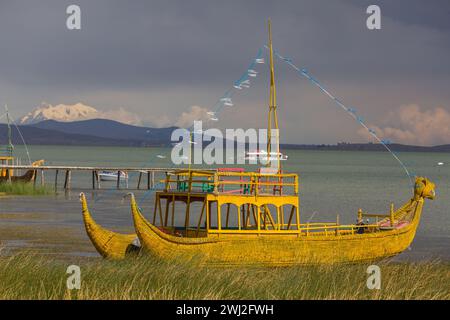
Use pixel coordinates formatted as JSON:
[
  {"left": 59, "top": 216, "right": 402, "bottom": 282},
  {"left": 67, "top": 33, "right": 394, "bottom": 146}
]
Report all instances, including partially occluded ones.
[{"left": 151, "top": 169, "right": 391, "bottom": 238}]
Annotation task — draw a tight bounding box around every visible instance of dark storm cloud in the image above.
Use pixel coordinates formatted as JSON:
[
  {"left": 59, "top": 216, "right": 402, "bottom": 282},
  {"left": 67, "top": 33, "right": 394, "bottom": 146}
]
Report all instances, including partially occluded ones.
[
  {"left": 0, "top": 0, "right": 449, "bottom": 90},
  {"left": 0, "top": 0, "right": 449, "bottom": 145}
]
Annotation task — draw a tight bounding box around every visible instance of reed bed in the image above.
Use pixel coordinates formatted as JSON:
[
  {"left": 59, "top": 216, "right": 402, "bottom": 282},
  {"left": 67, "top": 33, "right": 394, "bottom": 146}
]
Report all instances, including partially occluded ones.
[
  {"left": 0, "top": 182, "right": 53, "bottom": 196},
  {"left": 0, "top": 251, "right": 448, "bottom": 300}
]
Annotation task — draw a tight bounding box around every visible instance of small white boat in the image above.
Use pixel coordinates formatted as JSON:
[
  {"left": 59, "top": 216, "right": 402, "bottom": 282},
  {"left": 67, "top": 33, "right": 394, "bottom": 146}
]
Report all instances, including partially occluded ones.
[
  {"left": 98, "top": 170, "right": 128, "bottom": 182},
  {"left": 245, "top": 150, "right": 288, "bottom": 161}
]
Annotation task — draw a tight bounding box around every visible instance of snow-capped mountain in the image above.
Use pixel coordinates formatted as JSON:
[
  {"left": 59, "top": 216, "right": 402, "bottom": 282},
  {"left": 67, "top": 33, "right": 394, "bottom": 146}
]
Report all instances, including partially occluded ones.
[{"left": 19, "top": 102, "right": 142, "bottom": 125}]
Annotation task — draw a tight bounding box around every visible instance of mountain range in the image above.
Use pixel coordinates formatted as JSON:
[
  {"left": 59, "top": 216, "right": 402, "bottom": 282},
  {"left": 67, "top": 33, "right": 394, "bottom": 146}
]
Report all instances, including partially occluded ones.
[
  {"left": 0, "top": 119, "right": 449, "bottom": 152},
  {"left": 19, "top": 102, "right": 143, "bottom": 126},
  {"left": 0, "top": 119, "right": 175, "bottom": 147},
  {"left": 0, "top": 103, "right": 448, "bottom": 151}
]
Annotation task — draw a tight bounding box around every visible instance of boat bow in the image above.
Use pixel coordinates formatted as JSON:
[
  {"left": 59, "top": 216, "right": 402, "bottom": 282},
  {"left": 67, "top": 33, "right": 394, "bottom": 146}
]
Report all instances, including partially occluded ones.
[{"left": 80, "top": 192, "right": 140, "bottom": 259}]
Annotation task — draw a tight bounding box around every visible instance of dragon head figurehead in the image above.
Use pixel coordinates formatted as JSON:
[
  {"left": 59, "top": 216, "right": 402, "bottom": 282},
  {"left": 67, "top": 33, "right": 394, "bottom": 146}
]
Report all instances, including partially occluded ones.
[{"left": 414, "top": 177, "right": 435, "bottom": 200}]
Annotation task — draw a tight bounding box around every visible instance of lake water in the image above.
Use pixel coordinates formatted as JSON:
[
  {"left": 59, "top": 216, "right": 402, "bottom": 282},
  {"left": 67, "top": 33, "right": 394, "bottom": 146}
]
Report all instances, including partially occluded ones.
[{"left": 2, "top": 145, "right": 449, "bottom": 261}]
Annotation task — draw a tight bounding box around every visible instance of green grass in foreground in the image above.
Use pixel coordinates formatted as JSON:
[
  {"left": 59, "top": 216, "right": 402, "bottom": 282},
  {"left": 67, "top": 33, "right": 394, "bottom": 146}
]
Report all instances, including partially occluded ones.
[
  {"left": 0, "top": 252, "right": 449, "bottom": 299},
  {"left": 0, "top": 182, "right": 53, "bottom": 195}
]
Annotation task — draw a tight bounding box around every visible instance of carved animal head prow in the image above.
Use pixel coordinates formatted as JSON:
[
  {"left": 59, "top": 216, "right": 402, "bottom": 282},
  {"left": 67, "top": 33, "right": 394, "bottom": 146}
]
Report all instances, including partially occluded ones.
[
  {"left": 31, "top": 159, "right": 45, "bottom": 167},
  {"left": 414, "top": 177, "right": 435, "bottom": 200}
]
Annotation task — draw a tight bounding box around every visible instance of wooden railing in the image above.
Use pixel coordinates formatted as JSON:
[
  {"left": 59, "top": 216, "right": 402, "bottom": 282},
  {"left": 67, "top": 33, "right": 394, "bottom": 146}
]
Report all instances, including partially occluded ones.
[
  {"left": 163, "top": 169, "right": 299, "bottom": 196},
  {"left": 358, "top": 203, "right": 396, "bottom": 227},
  {"left": 207, "top": 222, "right": 381, "bottom": 236}
]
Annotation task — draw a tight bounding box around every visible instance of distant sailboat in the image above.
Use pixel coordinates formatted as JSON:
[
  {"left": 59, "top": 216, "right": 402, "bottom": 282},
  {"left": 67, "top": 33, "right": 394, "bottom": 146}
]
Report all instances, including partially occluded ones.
[{"left": 0, "top": 105, "right": 44, "bottom": 183}]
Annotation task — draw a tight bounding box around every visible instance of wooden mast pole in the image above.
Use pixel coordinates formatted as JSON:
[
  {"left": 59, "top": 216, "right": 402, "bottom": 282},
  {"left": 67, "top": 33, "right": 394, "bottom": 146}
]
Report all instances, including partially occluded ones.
[{"left": 266, "top": 19, "right": 281, "bottom": 172}]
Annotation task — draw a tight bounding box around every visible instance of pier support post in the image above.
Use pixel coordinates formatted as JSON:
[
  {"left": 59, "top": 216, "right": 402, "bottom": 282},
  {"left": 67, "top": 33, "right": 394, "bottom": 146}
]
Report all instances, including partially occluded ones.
[
  {"left": 92, "top": 171, "right": 96, "bottom": 190},
  {"left": 7, "top": 169, "right": 11, "bottom": 184},
  {"left": 137, "top": 172, "right": 142, "bottom": 189},
  {"left": 151, "top": 171, "right": 155, "bottom": 188},
  {"left": 147, "top": 171, "right": 151, "bottom": 190},
  {"left": 95, "top": 171, "right": 101, "bottom": 189},
  {"left": 33, "top": 170, "right": 37, "bottom": 188},
  {"left": 116, "top": 171, "right": 121, "bottom": 189},
  {"left": 54, "top": 169, "right": 58, "bottom": 191},
  {"left": 64, "top": 170, "right": 71, "bottom": 190}
]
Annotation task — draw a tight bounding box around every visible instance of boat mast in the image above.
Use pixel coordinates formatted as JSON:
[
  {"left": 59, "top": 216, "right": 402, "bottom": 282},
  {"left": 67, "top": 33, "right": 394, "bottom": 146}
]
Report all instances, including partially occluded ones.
[
  {"left": 266, "top": 19, "right": 281, "bottom": 172},
  {"left": 4, "top": 105, "right": 13, "bottom": 157}
]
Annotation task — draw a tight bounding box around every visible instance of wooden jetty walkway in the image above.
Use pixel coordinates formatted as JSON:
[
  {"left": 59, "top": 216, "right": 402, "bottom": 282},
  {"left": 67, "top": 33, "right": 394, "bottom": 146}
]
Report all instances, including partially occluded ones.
[{"left": 0, "top": 165, "right": 204, "bottom": 191}]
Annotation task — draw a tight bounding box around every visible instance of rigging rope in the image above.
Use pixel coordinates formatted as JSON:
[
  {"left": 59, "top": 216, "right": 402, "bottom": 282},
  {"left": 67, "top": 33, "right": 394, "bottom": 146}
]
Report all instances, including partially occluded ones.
[
  {"left": 270, "top": 49, "right": 413, "bottom": 186},
  {"left": 8, "top": 113, "right": 32, "bottom": 165},
  {"left": 95, "top": 49, "right": 266, "bottom": 204}
]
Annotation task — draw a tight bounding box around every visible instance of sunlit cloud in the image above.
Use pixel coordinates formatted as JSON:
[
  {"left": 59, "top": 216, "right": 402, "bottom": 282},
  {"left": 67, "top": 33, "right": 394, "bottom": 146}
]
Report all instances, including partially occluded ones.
[
  {"left": 174, "top": 105, "right": 210, "bottom": 128},
  {"left": 358, "top": 104, "right": 450, "bottom": 146}
]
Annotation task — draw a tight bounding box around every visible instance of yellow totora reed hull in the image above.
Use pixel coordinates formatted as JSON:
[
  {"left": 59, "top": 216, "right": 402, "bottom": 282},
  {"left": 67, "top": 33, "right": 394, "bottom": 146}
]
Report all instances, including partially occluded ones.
[
  {"left": 81, "top": 177, "right": 435, "bottom": 266},
  {"left": 80, "top": 193, "right": 139, "bottom": 260},
  {"left": 130, "top": 195, "right": 424, "bottom": 266}
]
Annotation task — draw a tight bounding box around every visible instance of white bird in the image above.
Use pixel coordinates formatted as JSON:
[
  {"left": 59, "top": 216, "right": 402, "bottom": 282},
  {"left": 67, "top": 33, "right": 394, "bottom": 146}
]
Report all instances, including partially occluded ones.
[
  {"left": 210, "top": 117, "right": 219, "bottom": 121},
  {"left": 156, "top": 155, "right": 166, "bottom": 159},
  {"left": 437, "top": 162, "right": 444, "bottom": 166},
  {"left": 233, "top": 84, "right": 242, "bottom": 90},
  {"left": 255, "top": 58, "right": 265, "bottom": 64}
]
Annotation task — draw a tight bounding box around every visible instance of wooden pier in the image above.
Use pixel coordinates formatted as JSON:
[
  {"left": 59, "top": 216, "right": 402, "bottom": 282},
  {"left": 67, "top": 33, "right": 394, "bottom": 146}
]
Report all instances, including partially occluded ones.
[{"left": 0, "top": 165, "right": 206, "bottom": 191}]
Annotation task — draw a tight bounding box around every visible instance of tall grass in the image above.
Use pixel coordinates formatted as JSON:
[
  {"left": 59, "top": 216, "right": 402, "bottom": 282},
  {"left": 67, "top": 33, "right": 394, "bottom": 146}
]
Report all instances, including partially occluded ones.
[
  {"left": 0, "top": 182, "right": 53, "bottom": 195},
  {"left": 0, "top": 252, "right": 448, "bottom": 299}
]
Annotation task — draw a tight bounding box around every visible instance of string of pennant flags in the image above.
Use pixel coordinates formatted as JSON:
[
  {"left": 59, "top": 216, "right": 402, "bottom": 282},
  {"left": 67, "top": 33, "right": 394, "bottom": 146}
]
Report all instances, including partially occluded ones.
[
  {"left": 195, "top": 48, "right": 265, "bottom": 130},
  {"left": 138, "top": 49, "right": 267, "bottom": 202},
  {"left": 94, "top": 49, "right": 268, "bottom": 204},
  {"left": 269, "top": 48, "right": 414, "bottom": 185},
  {"left": 177, "top": 45, "right": 413, "bottom": 185}
]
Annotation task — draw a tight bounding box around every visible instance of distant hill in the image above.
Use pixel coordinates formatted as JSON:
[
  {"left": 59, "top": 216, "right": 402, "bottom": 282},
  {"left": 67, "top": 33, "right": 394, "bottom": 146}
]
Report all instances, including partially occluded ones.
[
  {"left": 31, "top": 119, "right": 177, "bottom": 145},
  {"left": 0, "top": 122, "right": 172, "bottom": 147},
  {"left": 281, "top": 143, "right": 450, "bottom": 152},
  {"left": 0, "top": 120, "right": 449, "bottom": 151}
]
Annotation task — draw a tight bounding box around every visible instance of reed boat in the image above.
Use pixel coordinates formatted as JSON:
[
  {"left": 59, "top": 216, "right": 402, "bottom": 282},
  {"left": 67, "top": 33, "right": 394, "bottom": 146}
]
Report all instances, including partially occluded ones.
[
  {"left": 80, "top": 172, "right": 435, "bottom": 265},
  {"left": 80, "top": 20, "right": 436, "bottom": 265},
  {"left": 0, "top": 158, "right": 45, "bottom": 183}
]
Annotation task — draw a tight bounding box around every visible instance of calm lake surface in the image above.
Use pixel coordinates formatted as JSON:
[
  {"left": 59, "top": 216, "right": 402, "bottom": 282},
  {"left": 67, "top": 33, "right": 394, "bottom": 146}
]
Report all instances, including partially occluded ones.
[{"left": 2, "top": 145, "right": 449, "bottom": 261}]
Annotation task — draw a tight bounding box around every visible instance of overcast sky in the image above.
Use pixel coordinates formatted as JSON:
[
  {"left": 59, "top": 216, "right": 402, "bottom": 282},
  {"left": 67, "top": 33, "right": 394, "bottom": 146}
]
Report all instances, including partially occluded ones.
[{"left": 0, "top": 0, "right": 449, "bottom": 145}]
